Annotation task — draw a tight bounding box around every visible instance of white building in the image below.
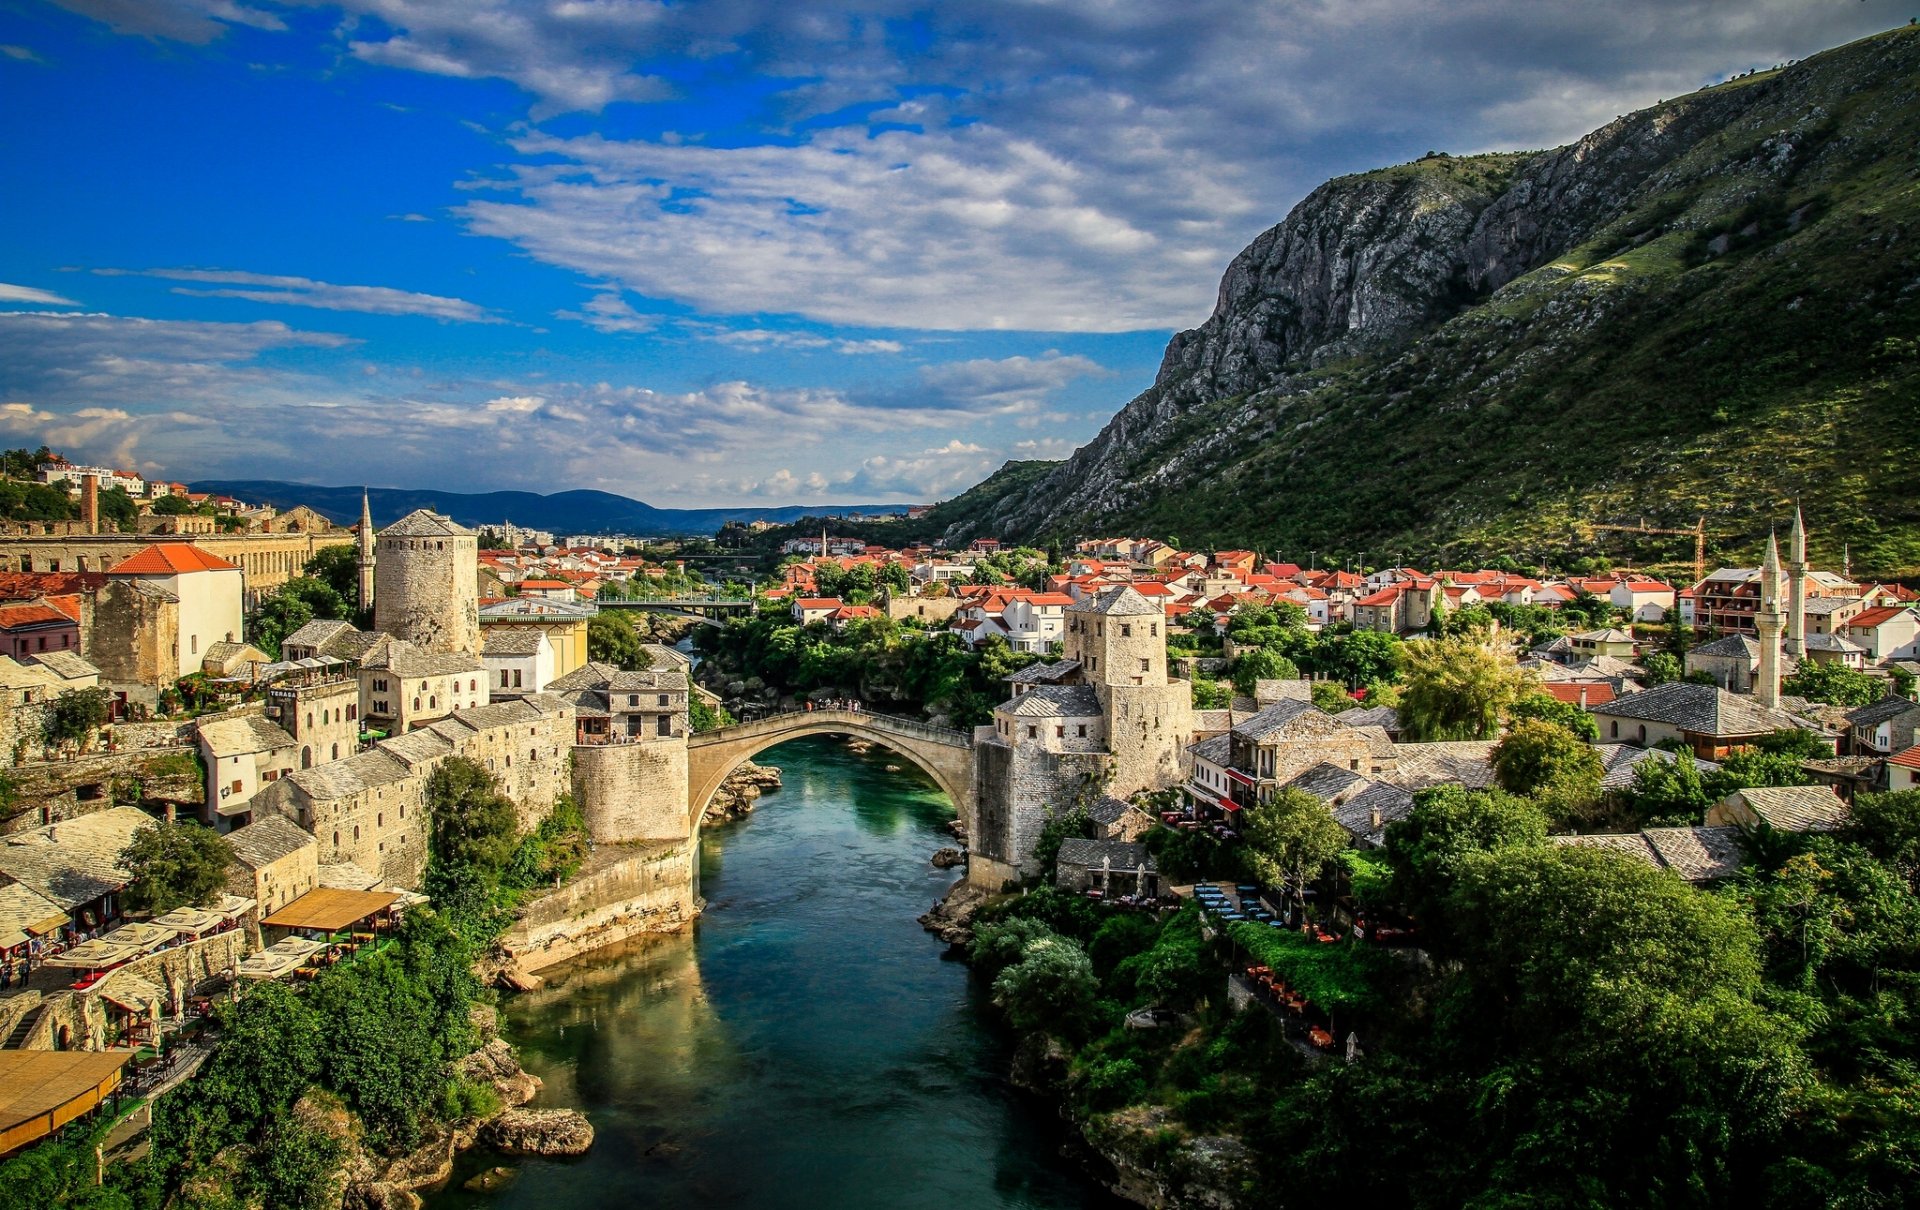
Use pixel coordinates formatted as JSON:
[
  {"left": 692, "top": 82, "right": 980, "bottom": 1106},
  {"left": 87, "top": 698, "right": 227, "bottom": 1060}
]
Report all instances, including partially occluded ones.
[{"left": 105, "top": 543, "right": 246, "bottom": 679}]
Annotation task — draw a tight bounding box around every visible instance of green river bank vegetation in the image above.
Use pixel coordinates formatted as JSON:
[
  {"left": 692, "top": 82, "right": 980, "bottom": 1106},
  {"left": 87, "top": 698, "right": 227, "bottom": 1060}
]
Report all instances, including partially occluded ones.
[
  {"left": 0, "top": 758, "right": 587, "bottom": 1210},
  {"left": 972, "top": 780, "right": 1920, "bottom": 1207}
]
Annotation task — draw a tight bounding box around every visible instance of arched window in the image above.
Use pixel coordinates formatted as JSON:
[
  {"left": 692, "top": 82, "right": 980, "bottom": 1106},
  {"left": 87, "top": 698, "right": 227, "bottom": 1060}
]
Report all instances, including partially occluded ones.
[
  {"left": 302, "top": 746, "right": 312, "bottom": 768},
  {"left": 331, "top": 743, "right": 339, "bottom": 760},
  {"left": 353, "top": 825, "right": 360, "bottom": 840},
  {"left": 332, "top": 831, "right": 340, "bottom": 848}
]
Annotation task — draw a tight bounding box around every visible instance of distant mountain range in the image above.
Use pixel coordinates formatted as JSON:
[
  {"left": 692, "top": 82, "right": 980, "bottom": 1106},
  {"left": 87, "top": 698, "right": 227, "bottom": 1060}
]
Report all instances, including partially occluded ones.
[{"left": 189, "top": 481, "right": 908, "bottom": 536}]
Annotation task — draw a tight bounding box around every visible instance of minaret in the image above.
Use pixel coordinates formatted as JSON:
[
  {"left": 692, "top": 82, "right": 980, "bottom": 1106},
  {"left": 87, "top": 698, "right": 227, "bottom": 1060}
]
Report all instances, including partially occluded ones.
[
  {"left": 357, "top": 489, "right": 376, "bottom": 611},
  {"left": 1755, "top": 530, "right": 1784, "bottom": 709},
  {"left": 1785, "top": 506, "right": 1808, "bottom": 658}
]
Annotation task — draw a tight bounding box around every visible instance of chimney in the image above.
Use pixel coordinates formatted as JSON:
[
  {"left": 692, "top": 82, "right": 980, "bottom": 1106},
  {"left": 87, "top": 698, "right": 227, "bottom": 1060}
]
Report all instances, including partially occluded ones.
[
  {"left": 1368, "top": 806, "right": 1382, "bottom": 831},
  {"left": 1578, "top": 685, "right": 1589, "bottom": 709},
  {"left": 80, "top": 474, "right": 99, "bottom": 535}
]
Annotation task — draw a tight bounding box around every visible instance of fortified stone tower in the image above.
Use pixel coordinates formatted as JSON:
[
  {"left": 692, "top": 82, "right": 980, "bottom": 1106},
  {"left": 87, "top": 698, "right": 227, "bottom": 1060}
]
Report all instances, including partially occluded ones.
[
  {"left": 357, "top": 489, "right": 376, "bottom": 613},
  {"left": 1755, "top": 530, "right": 1784, "bottom": 710},
  {"left": 373, "top": 509, "right": 479, "bottom": 655},
  {"left": 1065, "top": 585, "right": 1194, "bottom": 796}
]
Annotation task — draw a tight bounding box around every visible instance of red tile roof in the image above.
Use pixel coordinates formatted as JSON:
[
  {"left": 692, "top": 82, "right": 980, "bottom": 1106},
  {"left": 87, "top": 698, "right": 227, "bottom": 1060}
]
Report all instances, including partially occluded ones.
[
  {"left": 0, "top": 603, "right": 77, "bottom": 630},
  {"left": 108, "top": 543, "right": 239, "bottom": 575},
  {"left": 1542, "top": 682, "right": 1618, "bottom": 707},
  {"left": 1889, "top": 744, "right": 1920, "bottom": 770},
  {"left": 0, "top": 572, "right": 106, "bottom": 600},
  {"left": 796, "top": 597, "right": 843, "bottom": 610},
  {"left": 1849, "top": 605, "right": 1914, "bottom": 631}
]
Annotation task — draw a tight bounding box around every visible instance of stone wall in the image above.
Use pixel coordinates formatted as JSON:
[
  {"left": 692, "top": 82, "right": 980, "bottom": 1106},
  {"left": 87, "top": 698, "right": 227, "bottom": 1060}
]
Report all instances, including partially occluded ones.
[
  {"left": 1, "top": 746, "right": 204, "bottom": 835},
  {"left": 89, "top": 580, "right": 178, "bottom": 696},
  {"left": 572, "top": 739, "right": 690, "bottom": 843},
  {"left": 1105, "top": 682, "right": 1194, "bottom": 797},
  {"left": 968, "top": 737, "right": 1111, "bottom": 887},
  {"left": 497, "top": 843, "right": 697, "bottom": 973}
]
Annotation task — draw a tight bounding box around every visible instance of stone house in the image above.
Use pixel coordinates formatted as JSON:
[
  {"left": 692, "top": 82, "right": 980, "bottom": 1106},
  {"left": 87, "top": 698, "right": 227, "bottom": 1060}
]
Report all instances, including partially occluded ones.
[
  {"left": 482, "top": 626, "right": 553, "bottom": 700},
  {"left": 1686, "top": 634, "right": 1772, "bottom": 694},
  {"left": 1054, "top": 837, "right": 1158, "bottom": 898},
  {"left": 358, "top": 635, "right": 487, "bottom": 735},
  {"left": 792, "top": 597, "right": 843, "bottom": 626},
  {"left": 223, "top": 815, "right": 318, "bottom": 916},
  {"left": 0, "top": 807, "right": 154, "bottom": 936},
  {"left": 1187, "top": 700, "right": 1381, "bottom": 814},
  {"left": 200, "top": 640, "right": 271, "bottom": 680},
  {"left": 99, "top": 543, "right": 244, "bottom": 683},
  {"left": 1553, "top": 826, "right": 1744, "bottom": 884},
  {"left": 1569, "top": 628, "right": 1638, "bottom": 661},
  {"left": 1844, "top": 695, "right": 1920, "bottom": 759},
  {"left": 1707, "top": 784, "right": 1847, "bottom": 832},
  {"left": 478, "top": 597, "right": 595, "bottom": 680},
  {"left": 195, "top": 712, "right": 298, "bottom": 826},
  {"left": 1284, "top": 762, "right": 1415, "bottom": 848},
  {"left": 1087, "top": 795, "right": 1155, "bottom": 842},
  {"left": 1593, "top": 682, "right": 1814, "bottom": 759}
]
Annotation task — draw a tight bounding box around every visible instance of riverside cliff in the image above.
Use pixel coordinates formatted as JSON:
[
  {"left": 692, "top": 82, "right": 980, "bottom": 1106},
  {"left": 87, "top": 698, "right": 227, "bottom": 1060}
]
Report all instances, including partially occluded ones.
[{"left": 948, "top": 26, "right": 1920, "bottom": 576}]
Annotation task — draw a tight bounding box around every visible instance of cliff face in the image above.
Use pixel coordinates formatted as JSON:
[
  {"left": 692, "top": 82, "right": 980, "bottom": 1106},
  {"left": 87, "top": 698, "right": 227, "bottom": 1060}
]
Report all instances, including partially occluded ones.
[{"left": 954, "top": 27, "right": 1920, "bottom": 575}]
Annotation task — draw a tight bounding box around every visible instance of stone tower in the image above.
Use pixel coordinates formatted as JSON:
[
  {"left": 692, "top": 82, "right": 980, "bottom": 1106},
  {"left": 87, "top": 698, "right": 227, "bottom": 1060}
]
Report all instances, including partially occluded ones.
[
  {"left": 1064, "top": 585, "right": 1193, "bottom": 795},
  {"left": 373, "top": 509, "right": 479, "bottom": 655},
  {"left": 1785, "top": 506, "right": 1809, "bottom": 659},
  {"left": 357, "top": 490, "right": 376, "bottom": 613},
  {"left": 1755, "top": 530, "right": 1784, "bottom": 709}
]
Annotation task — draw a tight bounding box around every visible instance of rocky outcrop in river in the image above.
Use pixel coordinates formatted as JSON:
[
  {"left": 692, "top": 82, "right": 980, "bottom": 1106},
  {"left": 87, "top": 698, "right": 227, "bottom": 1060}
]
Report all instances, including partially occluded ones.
[{"left": 703, "top": 761, "right": 782, "bottom": 824}]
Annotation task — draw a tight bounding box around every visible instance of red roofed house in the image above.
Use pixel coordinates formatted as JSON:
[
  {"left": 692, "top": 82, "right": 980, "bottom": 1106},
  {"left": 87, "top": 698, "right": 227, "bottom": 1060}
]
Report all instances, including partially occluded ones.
[
  {"left": 516, "top": 579, "right": 579, "bottom": 603},
  {"left": 827, "top": 604, "right": 883, "bottom": 631},
  {"left": 1609, "top": 579, "right": 1677, "bottom": 623},
  {"left": 1890, "top": 745, "right": 1920, "bottom": 793},
  {"left": 793, "top": 597, "right": 844, "bottom": 626},
  {"left": 1845, "top": 605, "right": 1920, "bottom": 662},
  {"left": 94, "top": 542, "right": 245, "bottom": 688},
  {"left": 0, "top": 600, "right": 80, "bottom": 661},
  {"left": 1542, "top": 681, "right": 1619, "bottom": 709}
]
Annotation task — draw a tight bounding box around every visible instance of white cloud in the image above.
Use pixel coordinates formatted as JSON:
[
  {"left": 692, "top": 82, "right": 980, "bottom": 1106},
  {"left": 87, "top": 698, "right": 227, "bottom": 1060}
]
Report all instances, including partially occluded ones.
[
  {"left": 47, "top": 0, "right": 283, "bottom": 44},
  {"left": 0, "top": 45, "right": 41, "bottom": 61},
  {"left": 555, "top": 289, "right": 658, "bottom": 334},
  {"left": 0, "top": 283, "right": 81, "bottom": 307},
  {"left": 98, "top": 267, "right": 497, "bottom": 322},
  {"left": 702, "top": 328, "right": 904, "bottom": 355}
]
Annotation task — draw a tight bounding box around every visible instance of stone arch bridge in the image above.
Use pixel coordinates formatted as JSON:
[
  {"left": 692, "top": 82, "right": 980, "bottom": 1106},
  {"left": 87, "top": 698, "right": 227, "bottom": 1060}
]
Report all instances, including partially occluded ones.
[{"left": 685, "top": 710, "right": 974, "bottom": 828}]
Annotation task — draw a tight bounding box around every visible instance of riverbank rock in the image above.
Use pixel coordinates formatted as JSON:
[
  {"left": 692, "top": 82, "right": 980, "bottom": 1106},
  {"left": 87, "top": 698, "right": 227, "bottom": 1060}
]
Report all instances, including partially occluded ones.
[
  {"left": 930, "top": 847, "right": 965, "bottom": 869},
  {"left": 464, "top": 1166, "right": 518, "bottom": 1193},
  {"left": 1082, "top": 1106, "right": 1258, "bottom": 1210},
  {"left": 918, "top": 877, "right": 991, "bottom": 946},
  {"left": 945, "top": 818, "right": 968, "bottom": 842},
  {"left": 481, "top": 1108, "right": 595, "bottom": 1157},
  {"left": 459, "top": 1038, "right": 543, "bottom": 1108},
  {"left": 703, "top": 762, "right": 783, "bottom": 824}
]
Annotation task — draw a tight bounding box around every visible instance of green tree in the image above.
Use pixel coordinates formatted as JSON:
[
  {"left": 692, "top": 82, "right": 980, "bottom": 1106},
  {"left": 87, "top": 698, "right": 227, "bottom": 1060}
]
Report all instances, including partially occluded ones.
[
  {"left": 587, "top": 612, "right": 645, "bottom": 668},
  {"left": 1240, "top": 787, "right": 1349, "bottom": 900},
  {"left": 1231, "top": 646, "right": 1300, "bottom": 695},
  {"left": 425, "top": 757, "right": 520, "bottom": 877},
  {"left": 43, "top": 687, "right": 109, "bottom": 748},
  {"left": 97, "top": 486, "right": 137, "bottom": 533},
  {"left": 250, "top": 577, "right": 350, "bottom": 657},
  {"left": 1620, "top": 751, "right": 1718, "bottom": 827},
  {"left": 1507, "top": 690, "right": 1600, "bottom": 741},
  {"left": 1397, "top": 636, "right": 1532, "bottom": 741},
  {"left": 1383, "top": 785, "right": 1548, "bottom": 923},
  {"left": 1310, "top": 681, "right": 1357, "bottom": 714},
  {"left": 1783, "top": 661, "right": 1884, "bottom": 708},
  {"left": 1641, "top": 650, "right": 1683, "bottom": 685},
  {"left": 118, "top": 820, "right": 236, "bottom": 914},
  {"left": 1492, "top": 718, "right": 1603, "bottom": 798},
  {"left": 688, "top": 696, "right": 734, "bottom": 732},
  {"left": 992, "top": 935, "right": 1099, "bottom": 1038},
  {"left": 1843, "top": 789, "right": 1920, "bottom": 888},
  {"left": 304, "top": 545, "right": 362, "bottom": 606}
]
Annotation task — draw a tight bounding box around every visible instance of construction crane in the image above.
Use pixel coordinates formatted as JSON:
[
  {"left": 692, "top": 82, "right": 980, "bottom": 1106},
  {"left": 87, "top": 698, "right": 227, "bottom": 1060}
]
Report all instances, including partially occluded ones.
[{"left": 1589, "top": 516, "right": 1710, "bottom": 585}]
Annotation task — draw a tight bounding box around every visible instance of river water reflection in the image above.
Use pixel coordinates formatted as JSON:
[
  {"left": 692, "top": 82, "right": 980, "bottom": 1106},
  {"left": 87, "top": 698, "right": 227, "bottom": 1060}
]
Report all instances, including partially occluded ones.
[{"left": 428, "top": 735, "right": 1123, "bottom": 1210}]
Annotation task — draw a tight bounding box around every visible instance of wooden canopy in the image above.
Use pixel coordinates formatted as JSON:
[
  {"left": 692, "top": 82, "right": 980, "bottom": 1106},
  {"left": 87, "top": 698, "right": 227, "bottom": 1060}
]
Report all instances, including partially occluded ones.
[
  {"left": 0, "top": 1050, "right": 130, "bottom": 1156},
  {"left": 260, "top": 888, "right": 400, "bottom": 933}
]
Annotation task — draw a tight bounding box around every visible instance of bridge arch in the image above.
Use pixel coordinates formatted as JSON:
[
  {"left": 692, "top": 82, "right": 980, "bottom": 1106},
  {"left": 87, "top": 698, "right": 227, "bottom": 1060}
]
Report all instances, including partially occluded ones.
[{"left": 685, "top": 710, "right": 975, "bottom": 832}]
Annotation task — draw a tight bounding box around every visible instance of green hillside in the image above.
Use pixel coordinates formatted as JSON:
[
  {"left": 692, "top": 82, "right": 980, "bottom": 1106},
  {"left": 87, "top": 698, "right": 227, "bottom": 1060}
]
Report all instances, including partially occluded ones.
[{"left": 961, "top": 28, "right": 1920, "bottom": 579}]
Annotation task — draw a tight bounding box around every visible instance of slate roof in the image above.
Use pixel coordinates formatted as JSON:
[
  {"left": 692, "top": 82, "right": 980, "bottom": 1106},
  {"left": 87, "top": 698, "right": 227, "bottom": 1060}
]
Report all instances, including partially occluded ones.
[
  {"left": 284, "top": 749, "right": 413, "bottom": 799},
  {"left": 1802, "top": 632, "right": 1865, "bottom": 654},
  {"left": 361, "top": 638, "right": 484, "bottom": 677},
  {"left": 1844, "top": 695, "right": 1920, "bottom": 728},
  {"left": 225, "top": 816, "right": 316, "bottom": 868},
  {"left": 1068, "top": 585, "right": 1160, "bottom": 617},
  {"left": 197, "top": 714, "right": 297, "bottom": 758},
  {"left": 1731, "top": 785, "right": 1848, "bottom": 832},
  {"left": 1385, "top": 742, "right": 1497, "bottom": 791},
  {"left": 1009, "top": 659, "right": 1081, "bottom": 685},
  {"left": 0, "top": 807, "right": 153, "bottom": 909},
  {"left": 642, "top": 643, "right": 692, "bottom": 670},
  {"left": 1232, "top": 699, "right": 1336, "bottom": 742},
  {"left": 1597, "top": 682, "right": 1802, "bottom": 737},
  {"left": 1087, "top": 796, "right": 1136, "bottom": 826},
  {"left": 608, "top": 669, "right": 688, "bottom": 693},
  {"left": 1190, "top": 734, "right": 1234, "bottom": 766},
  {"left": 482, "top": 628, "right": 546, "bottom": 656},
  {"left": 1333, "top": 781, "right": 1416, "bottom": 847},
  {"left": 1554, "top": 825, "right": 1744, "bottom": 883},
  {"left": 1801, "top": 597, "right": 1863, "bottom": 615},
  {"left": 1056, "top": 837, "right": 1156, "bottom": 872},
  {"left": 1286, "top": 762, "right": 1366, "bottom": 801},
  {"left": 379, "top": 509, "right": 472, "bottom": 539},
  {"left": 1591, "top": 743, "right": 1719, "bottom": 790},
  {"left": 1004, "top": 685, "right": 1102, "bottom": 718},
  {"left": 25, "top": 650, "right": 98, "bottom": 681},
  {"left": 546, "top": 661, "right": 625, "bottom": 692},
  {"left": 1690, "top": 634, "right": 1761, "bottom": 659},
  {"left": 1337, "top": 706, "right": 1400, "bottom": 732}
]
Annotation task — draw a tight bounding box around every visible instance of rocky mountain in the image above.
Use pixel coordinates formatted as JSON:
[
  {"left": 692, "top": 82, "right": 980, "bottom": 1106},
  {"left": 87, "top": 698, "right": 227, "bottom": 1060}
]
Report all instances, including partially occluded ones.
[
  {"left": 191, "top": 481, "right": 906, "bottom": 536},
  {"left": 950, "top": 27, "right": 1920, "bottom": 577}
]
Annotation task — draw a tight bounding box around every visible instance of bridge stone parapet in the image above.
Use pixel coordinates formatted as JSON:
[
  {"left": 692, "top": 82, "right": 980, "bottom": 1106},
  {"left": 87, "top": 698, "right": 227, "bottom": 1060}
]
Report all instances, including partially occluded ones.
[{"left": 685, "top": 710, "right": 974, "bottom": 830}]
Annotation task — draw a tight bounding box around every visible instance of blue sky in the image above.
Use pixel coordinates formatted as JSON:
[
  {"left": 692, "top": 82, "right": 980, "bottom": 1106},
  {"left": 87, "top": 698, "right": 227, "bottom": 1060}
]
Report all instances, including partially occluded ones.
[{"left": 0, "top": 1, "right": 1900, "bottom": 507}]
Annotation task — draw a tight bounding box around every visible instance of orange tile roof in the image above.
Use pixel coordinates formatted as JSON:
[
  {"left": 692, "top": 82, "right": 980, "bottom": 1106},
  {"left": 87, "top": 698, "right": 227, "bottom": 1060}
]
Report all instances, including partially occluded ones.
[
  {"left": 108, "top": 543, "right": 239, "bottom": 575},
  {"left": 1849, "top": 605, "right": 1913, "bottom": 631},
  {"left": 1888, "top": 744, "right": 1920, "bottom": 771},
  {"left": 1542, "top": 682, "right": 1618, "bottom": 706},
  {"left": 796, "top": 597, "right": 842, "bottom": 609},
  {"left": 0, "top": 603, "right": 77, "bottom": 630}
]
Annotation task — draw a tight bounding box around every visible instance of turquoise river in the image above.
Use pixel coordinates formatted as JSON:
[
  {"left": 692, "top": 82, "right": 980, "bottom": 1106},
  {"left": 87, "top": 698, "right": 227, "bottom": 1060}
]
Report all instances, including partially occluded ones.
[{"left": 428, "top": 735, "right": 1125, "bottom": 1210}]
